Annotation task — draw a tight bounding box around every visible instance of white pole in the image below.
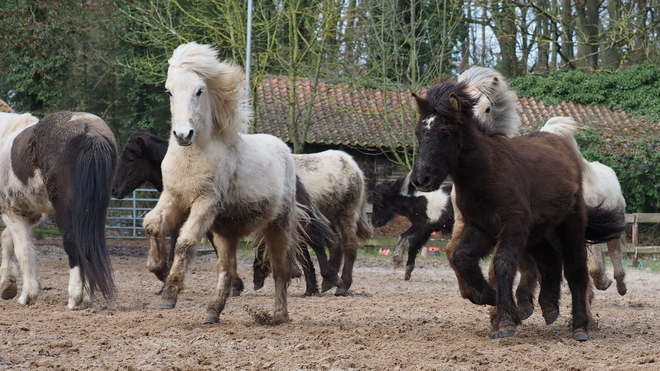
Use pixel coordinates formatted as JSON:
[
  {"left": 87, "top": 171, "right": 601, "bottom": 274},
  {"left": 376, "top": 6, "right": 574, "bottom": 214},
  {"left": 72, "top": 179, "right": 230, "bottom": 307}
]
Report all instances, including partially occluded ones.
[{"left": 245, "top": 0, "right": 253, "bottom": 100}]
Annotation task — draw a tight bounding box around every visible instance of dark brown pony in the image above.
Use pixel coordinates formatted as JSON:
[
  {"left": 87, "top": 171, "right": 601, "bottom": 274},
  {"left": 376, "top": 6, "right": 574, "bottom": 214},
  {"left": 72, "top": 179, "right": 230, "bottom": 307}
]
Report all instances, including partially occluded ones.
[
  {"left": 111, "top": 130, "right": 339, "bottom": 297},
  {"left": 409, "top": 79, "right": 625, "bottom": 341}
]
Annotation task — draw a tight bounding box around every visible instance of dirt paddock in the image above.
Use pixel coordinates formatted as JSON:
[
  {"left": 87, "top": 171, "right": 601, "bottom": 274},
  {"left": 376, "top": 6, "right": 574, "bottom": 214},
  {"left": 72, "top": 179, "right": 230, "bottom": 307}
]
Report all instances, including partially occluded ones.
[{"left": 1, "top": 239, "right": 659, "bottom": 370}]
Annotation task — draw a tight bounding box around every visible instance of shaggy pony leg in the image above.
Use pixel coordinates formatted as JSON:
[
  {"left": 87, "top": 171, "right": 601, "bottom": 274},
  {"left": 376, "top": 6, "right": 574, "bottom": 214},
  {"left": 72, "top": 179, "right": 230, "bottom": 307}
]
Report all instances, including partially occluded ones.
[
  {"left": 334, "top": 223, "right": 359, "bottom": 296},
  {"left": 263, "top": 226, "right": 293, "bottom": 324},
  {"left": 587, "top": 243, "right": 612, "bottom": 291},
  {"left": 3, "top": 215, "right": 41, "bottom": 305},
  {"left": 527, "top": 238, "right": 562, "bottom": 325},
  {"left": 448, "top": 225, "right": 496, "bottom": 306},
  {"left": 514, "top": 252, "right": 538, "bottom": 320},
  {"left": 205, "top": 235, "right": 238, "bottom": 324},
  {"left": 0, "top": 228, "right": 19, "bottom": 300},
  {"left": 143, "top": 193, "right": 184, "bottom": 283},
  {"left": 556, "top": 216, "right": 591, "bottom": 342},
  {"left": 403, "top": 227, "right": 434, "bottom": 281},
  {"left": 156, "top": 197, "right": 216, "bottom": 311},
  {"left": 607, "top": 237, "right": 627, "bottom": 295}
]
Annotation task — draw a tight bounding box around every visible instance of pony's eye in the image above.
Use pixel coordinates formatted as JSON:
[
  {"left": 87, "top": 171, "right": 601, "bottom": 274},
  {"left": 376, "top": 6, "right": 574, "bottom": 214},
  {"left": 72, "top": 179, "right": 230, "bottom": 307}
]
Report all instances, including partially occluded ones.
[
  {"left": 165, "top": 90, "right": 172, "bottom": 97},
  {"left": 196, "top": 87, "right": 204, "bottom": 96},
  {"left": 485, "top": 107, "right": 491, "bottom": 113}
]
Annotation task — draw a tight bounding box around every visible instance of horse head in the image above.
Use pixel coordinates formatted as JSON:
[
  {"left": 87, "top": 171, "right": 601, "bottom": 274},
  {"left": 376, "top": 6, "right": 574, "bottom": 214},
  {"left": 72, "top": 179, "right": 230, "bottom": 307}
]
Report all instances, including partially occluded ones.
[
  {"left": 166, "top": 42, "right": 250, "bottom": 147},
  {"left": 410, "top": 79, "right": 476, "bottom": 192},
  {"left": 369, "top": 180, "right": 398, "bottom": 228},
  {"left": 112, "top": 130, "right": 166, "bottom": 198}
]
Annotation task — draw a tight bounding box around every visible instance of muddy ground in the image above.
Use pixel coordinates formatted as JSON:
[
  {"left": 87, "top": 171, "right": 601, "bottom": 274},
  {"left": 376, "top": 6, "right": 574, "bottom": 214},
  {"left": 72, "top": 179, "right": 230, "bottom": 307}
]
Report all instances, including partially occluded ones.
[{"left": 1, "top": 238, "right": 659, "bottom": 370}]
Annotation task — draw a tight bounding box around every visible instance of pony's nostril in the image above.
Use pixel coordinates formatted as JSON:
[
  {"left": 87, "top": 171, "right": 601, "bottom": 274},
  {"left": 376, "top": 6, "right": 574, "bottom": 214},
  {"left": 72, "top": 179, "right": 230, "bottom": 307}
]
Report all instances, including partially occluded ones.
[{"left": 186, "top": 129, "right": 194, "bottom": 141}]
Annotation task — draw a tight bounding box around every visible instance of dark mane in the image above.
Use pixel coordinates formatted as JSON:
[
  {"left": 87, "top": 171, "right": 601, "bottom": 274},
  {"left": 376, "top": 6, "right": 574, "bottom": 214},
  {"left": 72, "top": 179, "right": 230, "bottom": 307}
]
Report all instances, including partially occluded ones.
[
  {"left": 370, "top": 175, "right": 415, "bottom": 208},
  {"left": 125, "top": 129, "right": 168, "bottom": 161},
  {"left": 426, "top": 79, "right": 502, "bottom": 137}
]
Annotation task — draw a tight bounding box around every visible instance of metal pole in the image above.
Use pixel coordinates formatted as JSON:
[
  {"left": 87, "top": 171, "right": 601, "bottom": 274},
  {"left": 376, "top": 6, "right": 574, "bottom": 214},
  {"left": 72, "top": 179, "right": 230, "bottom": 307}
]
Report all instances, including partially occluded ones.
[{"left": 245, "top": 0, "right": 253, "bottom": 100}]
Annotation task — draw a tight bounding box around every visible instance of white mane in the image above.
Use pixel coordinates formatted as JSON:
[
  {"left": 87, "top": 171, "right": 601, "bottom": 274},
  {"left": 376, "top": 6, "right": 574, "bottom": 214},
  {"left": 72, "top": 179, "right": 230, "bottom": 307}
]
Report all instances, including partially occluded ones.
[
  {"left": 458, "top": 66, "right": 521, "bottom": 137},
  {"left": 0, "top": 112, "right": 39, "bottom": 139},
  {"left": 168, "top": 42, "right": 251, "bottom": 134}
]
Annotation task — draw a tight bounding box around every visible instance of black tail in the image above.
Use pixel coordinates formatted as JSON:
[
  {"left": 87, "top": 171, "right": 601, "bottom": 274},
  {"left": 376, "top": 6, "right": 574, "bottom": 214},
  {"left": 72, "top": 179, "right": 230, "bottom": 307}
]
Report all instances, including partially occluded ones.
[
  {"left": 301, "top": 202, "right": 337, "bottom": 257},
  {"left": 70, "top": 136, "right": 117, "bottom": 301},
  {"left": 585, "top": 205, "right": 626, "bottom": 245}
]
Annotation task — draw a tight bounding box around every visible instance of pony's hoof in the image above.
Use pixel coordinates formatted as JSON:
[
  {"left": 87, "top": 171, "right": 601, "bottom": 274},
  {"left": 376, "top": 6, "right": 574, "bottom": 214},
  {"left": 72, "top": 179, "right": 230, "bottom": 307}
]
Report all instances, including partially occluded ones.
[
  {"left": 519, "top": 307, "right": 533, "bottom": 320},
  {"left": 616, "top": 282, "right": 627, "bottom": 296},
  {"left": 1, "top": 281, "right": 18, "bottom": 300},
  {"left": 272, "top": 313, "right": 290, "bottom": 325},
  {"left": 543, "top": 309, "right": 559, "bottom": 325},
  {"left": 203, "top": 317, "right": 219, "bottom": 324},
  {"left": 253, "top": 282, "right": 264, "bottom": 291},
  {"left": 231, "top": 289, "right": 242, "bottom": 297},
  {"left": 404, "top": 266, "right": 414, "bottom": 281},
  {"left": 334, "top": 288, "right": 348, "bottom": 297},
  {"left": 303, "top": 290, "right": 319, "bottom": 297},
  {"left": 321, "top": 277, "right": 341, "bottom": 293},
  {"left": 490, "top": 327, "right": 516, "bottom": 339},
  {"left": 592, "top": 277, "right": 612, "bottom": 291},
  {"left": 159, "top": 303, "right": 176, "bottom": 309},
  {"left": 573, "top": 329, "right": 589, "bottom": 342}
]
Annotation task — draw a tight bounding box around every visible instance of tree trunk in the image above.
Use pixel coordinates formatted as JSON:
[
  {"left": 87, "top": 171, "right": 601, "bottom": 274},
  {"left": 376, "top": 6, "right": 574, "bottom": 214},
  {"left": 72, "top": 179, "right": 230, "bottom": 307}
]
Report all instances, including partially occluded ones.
[
  {"left": 601, "top": 0, "right": 622, "bottom": 68},
  {"left": 534, "top": 0, "right": 550, "bottom": 73},
  {"left": 560, "top": 0, "right": 575, "bottom": 69},
  {"left": 490, "top": 1, "right": 520, "bottom": 78}
]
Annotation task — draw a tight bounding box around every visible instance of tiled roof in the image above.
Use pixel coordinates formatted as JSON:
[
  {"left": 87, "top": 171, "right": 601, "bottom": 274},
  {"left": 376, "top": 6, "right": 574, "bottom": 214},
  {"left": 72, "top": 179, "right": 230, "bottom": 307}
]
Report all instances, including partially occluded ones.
[
  {"left": 517, "top": 97, "right": 660, "bottom": 140},
  {"left": 255, "top": 76, "right": 416, "bottom": 149},
  {"left": 254, "top": 75, "right": 660, "bottom": 149}
]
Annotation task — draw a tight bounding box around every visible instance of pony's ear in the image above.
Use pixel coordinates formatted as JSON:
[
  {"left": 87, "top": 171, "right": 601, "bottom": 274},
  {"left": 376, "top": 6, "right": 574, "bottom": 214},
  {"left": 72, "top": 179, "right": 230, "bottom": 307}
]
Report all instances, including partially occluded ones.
[
  {"left": 448, "top": 93, "right": 460, "bottom": 111},
  {"left": 412, "top": 93, "right": 429, "bottom": 114},
  {"left": 490, "top": 76, "right": 499, "bottom": 87},
  {"left": 135, "top": 136, "right": 147, "bottom": 149}
]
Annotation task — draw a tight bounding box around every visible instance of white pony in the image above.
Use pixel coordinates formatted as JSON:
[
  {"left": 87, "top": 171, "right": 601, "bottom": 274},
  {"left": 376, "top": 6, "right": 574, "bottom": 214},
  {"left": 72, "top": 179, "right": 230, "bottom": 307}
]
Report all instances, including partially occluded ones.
[
  {"left": 458, "top": 66, "right": 627, "bottom": 296},
  {"left": 142, "top": 42, "right": 299, "bottom": 324}
]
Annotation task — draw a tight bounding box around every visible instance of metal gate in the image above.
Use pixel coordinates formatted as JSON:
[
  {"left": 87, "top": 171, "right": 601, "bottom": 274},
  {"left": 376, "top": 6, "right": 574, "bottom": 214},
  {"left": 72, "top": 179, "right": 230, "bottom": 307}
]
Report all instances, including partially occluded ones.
[{"left": 106, "top": 188, "right": 160, "bottom": 239}]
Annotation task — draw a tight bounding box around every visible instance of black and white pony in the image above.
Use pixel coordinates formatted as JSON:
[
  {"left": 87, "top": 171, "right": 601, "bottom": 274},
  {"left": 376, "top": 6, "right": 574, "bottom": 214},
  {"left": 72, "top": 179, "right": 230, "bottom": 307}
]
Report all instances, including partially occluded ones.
[
  {"left": 370, "top": 174, "right": 453, "bottom": 280},
  {"left": 0, "top": 111, "right": 117, "bottom": 309}
]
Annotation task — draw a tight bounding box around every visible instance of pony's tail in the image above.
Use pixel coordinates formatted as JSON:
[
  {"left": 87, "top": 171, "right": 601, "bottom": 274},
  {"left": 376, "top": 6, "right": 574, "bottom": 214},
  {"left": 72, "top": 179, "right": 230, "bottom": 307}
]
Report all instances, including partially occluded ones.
[
  {"left": 540, "top": 117, "right": 596, "bottom": 173},
  {"left": 585, "top": 205, "right": 626, "bottom": 245},
  {"left": 355, "top": 196, "right": 373, "bottom": 242},
  {"left": 295, "top": 201, "right": 337, "bottom": 264},
  {"left": 69, "top": 136, "right": 117, "bottom": 301}
]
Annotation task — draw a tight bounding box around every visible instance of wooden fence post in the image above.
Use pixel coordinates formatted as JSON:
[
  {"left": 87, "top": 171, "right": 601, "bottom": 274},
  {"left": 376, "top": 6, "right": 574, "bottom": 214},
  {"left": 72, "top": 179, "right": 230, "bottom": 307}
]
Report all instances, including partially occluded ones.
[{"left": 632, "top": 214, "right": 639, "bottom": 268}]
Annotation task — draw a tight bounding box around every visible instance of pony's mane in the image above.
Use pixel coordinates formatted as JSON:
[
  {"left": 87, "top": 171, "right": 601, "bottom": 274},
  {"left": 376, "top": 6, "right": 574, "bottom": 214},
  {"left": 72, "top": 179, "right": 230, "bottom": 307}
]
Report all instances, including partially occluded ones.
[
  {"left": 458, "top": 66, "right": 521, "bottom": 137},
  {"left": 168, "top": 42, "right": 251, "bottom": 134},
  {"left": 425, "top": 79, "right": 479, "bottom": 128},
  {"left": 0, "top": 112, "right": 39, "bottom": 138},
  {"left": 126, "top": 129, "right": 168, "bottom": 161}
]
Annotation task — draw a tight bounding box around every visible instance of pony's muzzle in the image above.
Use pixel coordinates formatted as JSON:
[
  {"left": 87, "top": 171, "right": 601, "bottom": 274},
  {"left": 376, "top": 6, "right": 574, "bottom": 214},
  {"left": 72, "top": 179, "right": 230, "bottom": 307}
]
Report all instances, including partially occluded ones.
[
  {"left": 173, "top": 129, "right": 194, "bottom": 146},
  {"left": 411, "top": 172, "right": 436, "bottom": 193}
]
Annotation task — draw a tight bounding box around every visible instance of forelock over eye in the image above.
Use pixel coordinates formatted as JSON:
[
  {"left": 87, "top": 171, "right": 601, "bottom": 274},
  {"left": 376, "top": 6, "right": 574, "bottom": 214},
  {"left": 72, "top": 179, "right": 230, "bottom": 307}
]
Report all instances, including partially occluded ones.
[{"left": 196, "top": 87, "right": 204, "bottom": 96}]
